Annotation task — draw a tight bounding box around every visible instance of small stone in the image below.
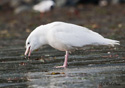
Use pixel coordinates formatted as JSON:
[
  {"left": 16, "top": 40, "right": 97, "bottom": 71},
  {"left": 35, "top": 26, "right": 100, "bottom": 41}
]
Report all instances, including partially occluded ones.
[
  {"left": 107, "top": 52, "right": 111, "bottom": 54},
  {"left": 20, "top": 62, "right": 26, "bottom": 65}
]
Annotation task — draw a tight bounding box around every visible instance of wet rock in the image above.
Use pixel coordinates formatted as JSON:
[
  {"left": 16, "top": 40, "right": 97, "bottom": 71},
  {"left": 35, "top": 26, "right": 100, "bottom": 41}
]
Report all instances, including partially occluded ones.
[
  {"left": 48, "top": 72, "right": 65, "bottom": 75},
  {"left": 111, "top": 0, "right": 119, "bottom": 5},
  {"left": 55, "top": 0, "right": 67, "bottom": 7},
  {"left": 19, "top": 62, "right": 27, "bottom": 65},
  {"left": 14, "top": 5, "right": 31, "bottom": 14},
  {"left": 10, "top": 0, "right": 36, "bottom": 7},
  {"left": 10, "top": 0, "right": 21, "bottom": 8},
  {"left": 99, "top": 0, "right": 120, "bottom": 6},
  {"left": 0, "top": 0, "right": 9, "bottom": 5},
  {"left": 99, "top": 0, "right": 108, "bottom": 6}
]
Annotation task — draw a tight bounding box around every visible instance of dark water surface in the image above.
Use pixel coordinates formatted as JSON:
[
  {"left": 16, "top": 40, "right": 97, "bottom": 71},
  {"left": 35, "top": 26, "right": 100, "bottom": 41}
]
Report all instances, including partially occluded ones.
[{"left": 0, "top": 38, "right": 125, "bottom": 88}]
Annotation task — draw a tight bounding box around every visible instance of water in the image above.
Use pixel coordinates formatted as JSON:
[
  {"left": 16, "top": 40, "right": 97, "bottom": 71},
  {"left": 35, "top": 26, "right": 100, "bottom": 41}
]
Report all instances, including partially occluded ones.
[{"left": 0, "top": 38, "right": 125, "bottom": 88}]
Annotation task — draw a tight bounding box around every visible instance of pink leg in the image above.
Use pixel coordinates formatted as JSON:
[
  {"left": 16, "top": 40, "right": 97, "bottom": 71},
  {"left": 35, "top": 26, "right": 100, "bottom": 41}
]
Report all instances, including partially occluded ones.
[{"left": 55, "top": 51, "right": 68, "bottom": 68}]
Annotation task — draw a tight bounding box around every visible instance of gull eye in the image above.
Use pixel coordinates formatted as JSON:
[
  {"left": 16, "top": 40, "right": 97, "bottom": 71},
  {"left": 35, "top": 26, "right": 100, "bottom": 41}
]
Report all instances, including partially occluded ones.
[{"left": 27, "top": 42, "right": 30, "bottom": 45}]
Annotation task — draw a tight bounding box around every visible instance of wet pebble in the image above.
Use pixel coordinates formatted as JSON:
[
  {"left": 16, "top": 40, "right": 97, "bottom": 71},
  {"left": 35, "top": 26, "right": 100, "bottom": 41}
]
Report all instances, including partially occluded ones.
[
  {"left": 48, "top": 72, "right": 65, "bottom": 75},
  {"left": 19, "top": 62, "right": 27, "bottom": 65}
]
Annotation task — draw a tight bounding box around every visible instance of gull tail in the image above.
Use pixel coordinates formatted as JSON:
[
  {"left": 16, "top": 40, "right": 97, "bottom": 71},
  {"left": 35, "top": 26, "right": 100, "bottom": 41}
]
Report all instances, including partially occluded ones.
[{"left": 104, "top": 38, "right": 120, "bottom": 47}]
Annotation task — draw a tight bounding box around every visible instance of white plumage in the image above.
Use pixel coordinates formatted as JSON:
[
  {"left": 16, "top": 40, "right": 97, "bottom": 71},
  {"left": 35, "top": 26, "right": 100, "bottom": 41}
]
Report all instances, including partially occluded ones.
[
  {"left": 25, "top": 21, "right": 120, "bottom": 68},
  {"left": 33, "top": 0, "right": 55, "bottom": 13}
]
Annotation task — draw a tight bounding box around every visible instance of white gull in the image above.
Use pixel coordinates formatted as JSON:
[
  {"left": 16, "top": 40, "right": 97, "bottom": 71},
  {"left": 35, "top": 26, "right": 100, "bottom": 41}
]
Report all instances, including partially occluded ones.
[
  {"left": 25, "top": 21, "right": 120, "bottom": 68},
  {"left": 33, "top": 0, "right": 55, "bottom": 13}
]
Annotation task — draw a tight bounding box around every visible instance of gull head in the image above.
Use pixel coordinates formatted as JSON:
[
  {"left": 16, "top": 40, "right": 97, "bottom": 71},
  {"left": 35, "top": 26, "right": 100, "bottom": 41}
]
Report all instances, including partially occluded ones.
[{"left": 25, "top": 32, "right": 41, "bottom": 57}]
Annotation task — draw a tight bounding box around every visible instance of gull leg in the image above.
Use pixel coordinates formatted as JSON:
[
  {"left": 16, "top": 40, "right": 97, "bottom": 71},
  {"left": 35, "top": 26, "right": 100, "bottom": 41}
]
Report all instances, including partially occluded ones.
[{"left": 55, "top": 51, "right": 68, "bottom": 68}]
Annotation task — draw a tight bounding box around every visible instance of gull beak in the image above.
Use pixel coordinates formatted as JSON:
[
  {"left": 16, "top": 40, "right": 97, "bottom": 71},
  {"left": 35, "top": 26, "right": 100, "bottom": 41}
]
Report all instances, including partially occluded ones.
[{"left": 25, "top": 46, "right": 31, "bottom": 57}]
